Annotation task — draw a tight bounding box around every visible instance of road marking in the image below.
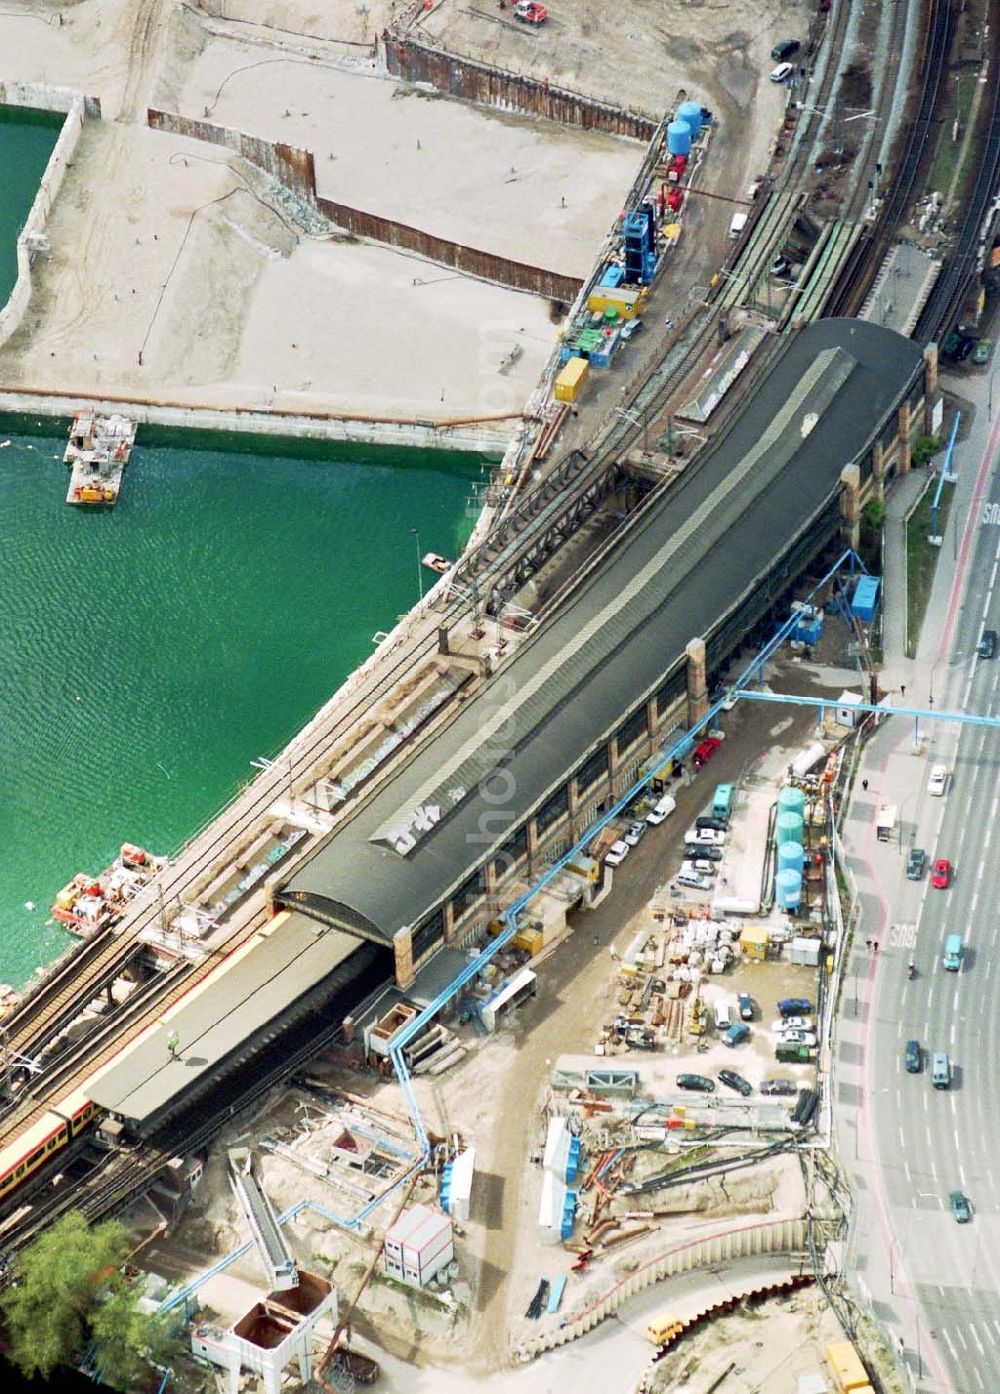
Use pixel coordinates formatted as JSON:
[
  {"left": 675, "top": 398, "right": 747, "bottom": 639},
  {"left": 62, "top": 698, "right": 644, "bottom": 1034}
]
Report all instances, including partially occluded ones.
[
  {"left": 954, "top": 1326, "right": 968, "bottom": 1351},
  {"left": 954, "top": 1129, "right": 961, "bottom": 1151},
  {"left": 974, "top": 1366, "right": 985, "bottom": 1390},
  {"left": 891, "top": 920, "right": 917, "bottom": 949},
  {"left": 942, "top": 1328, "right": 959, "bottom": 1361},
  {"left": 991, "top": 1319, "right": 1000, "bottom": 1341},
  {"left": 985, "top": 502, "right": 1000, "bottom": 526},
  {"left": 950, "top": 1023, "right": 956, "bottom": 1045},
  {"left": 904, "top": 1160, "right": 912, "bottom": 1183}
]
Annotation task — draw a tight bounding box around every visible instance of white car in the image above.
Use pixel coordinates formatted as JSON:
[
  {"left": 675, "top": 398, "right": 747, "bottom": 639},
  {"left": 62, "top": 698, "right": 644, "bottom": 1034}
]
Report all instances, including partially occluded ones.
[
  {"left": 605, "top": 840, "right": 631, "bottom": 868},
  {"left": 646, "top": 793, "right": 677, "bottom": 825},
  {"left": 775, "top": 1029, "right": 817, "bottom": 1047},
  {"left": 673, "top": 869, "right": 712, "bottom": 891},
  {"left": 770, "top": 60, "right": 794, "bottom": 83},
  {"left": 623, "top": 820, "right": 647, "bottom": 847},
  {"left": 684, "top": 827, "right": 726, "bottom": 846},
  {"left": 771, "top": 1016, "right": 811, "bottom": 1033},
  {"left": 681, "top": 859, "right": 717, "bottom": 878},
  {"left": 928, "top": 764, "right": 948, "bottom": 797}
]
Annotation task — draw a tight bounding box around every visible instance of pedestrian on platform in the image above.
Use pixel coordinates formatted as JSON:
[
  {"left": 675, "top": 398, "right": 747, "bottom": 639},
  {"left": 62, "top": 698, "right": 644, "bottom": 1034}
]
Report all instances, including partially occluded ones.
[{"left": 861, "top": 778, "right": 869, "bottom": 791}]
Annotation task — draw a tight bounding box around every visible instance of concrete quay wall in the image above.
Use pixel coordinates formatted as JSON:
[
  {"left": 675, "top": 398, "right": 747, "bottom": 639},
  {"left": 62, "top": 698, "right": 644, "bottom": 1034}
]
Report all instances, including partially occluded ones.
[
  {"left": 0, "top": 390, "right": 513, "bottom": 455},
  {"left": 0, "top": 83, "right": 92, "bottom": 353}
]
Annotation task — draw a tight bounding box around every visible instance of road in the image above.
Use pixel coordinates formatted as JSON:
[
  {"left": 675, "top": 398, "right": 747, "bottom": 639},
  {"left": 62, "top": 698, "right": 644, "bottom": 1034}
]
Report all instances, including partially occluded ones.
[{"left": 839, "top": 365, "right": 1000, "bottom": 1394}]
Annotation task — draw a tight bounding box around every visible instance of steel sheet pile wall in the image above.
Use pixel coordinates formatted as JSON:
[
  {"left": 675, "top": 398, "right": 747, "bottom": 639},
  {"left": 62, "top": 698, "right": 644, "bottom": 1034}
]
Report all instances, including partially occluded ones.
[
  {"left": 147, "top": 108, "right": 580, "bottom": 300},
  {"left": 146, "top": 109, "right": 316, "bottom": 196},
  {"left": 382, "top": 35, "right": 658, "bottom": 141},
  {"left": 314, "top": 193, "right": 582, "bottom": 301}
]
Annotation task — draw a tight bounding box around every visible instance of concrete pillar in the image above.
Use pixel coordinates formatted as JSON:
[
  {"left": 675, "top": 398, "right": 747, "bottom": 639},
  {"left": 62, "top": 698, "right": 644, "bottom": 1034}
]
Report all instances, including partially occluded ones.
[
  {"left": 525, "top": 818, "right": 539, "bottom": 869},
  {"left": 567, "top": 778, "right": 580, "bottom": 819},
  {"left": 872, "top": 440, "right": 884, "bottom": 488},
  {"left": 897, "top": 401, "right": 912, "bottom": 475},
  {"left": 685, "top": 637, "right": 708, "bottom": 727},
  {"left": 646, "top": 695, "right": 659, "bottom": 736},
  {"left": 923, "top": 343, "right": 939, "bottom": 434},
  {"left": 606, "top": 736, "right": 619, "bottom": 778},
  {"left": 393, "top": 925, "right": 415, "bottom": 989},
  {"left": 840, "top": 462, "right": 861, "bottom": 550},
  {"left": 442, "top": 899, "right": 456, "bottom": 943}
]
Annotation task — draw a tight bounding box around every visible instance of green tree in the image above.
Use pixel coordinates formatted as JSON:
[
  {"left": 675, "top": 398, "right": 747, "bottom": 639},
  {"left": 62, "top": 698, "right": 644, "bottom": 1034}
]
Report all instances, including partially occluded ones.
[{"left": 0, "top": 1210, "right": 177, "bottom": 1389}]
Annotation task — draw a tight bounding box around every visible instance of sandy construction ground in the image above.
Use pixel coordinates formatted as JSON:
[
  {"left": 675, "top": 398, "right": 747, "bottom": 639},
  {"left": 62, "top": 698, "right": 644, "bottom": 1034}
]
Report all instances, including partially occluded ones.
[
  {"left": 416, "top": 0, "right": 814, "bottom": 127},
  {"left": 0, "top": 120, "right": 555, "bottom": 417},
  {"left": 164, "top": 33, "right": 641, "bottom": 274}
]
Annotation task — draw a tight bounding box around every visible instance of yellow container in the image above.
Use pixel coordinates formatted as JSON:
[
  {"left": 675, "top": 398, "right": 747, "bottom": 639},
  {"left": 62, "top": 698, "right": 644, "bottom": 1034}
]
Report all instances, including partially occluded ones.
[
  {"left": 825, "top": 1342, "right": 870, "bottom": 1394},
  {"left": 586, "top": 285, "right": 648, "bottom": 319},
  {"left": 646, "top": 1312, "right": 683, "bottom": 1345},
  {"left": 513, "top": 928, "right": 544, "bottom": 956},
  {"left": 55, "top": 883, "right": 80, "bottom": 910},
  {"left": 554, "top": 356, "right": 589, "bottom": 403}
]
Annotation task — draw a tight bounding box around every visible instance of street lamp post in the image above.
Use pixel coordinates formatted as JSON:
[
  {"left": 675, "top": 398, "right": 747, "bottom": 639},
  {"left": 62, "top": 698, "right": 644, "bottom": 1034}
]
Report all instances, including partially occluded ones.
[{"left": 411, "top": 526, "right": 424, "bottom": 602}]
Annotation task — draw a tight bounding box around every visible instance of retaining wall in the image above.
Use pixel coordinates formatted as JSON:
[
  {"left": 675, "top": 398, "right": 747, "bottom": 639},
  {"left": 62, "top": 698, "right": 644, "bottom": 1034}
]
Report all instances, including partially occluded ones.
[
  {"left": 146, "top": 108, "right": 581, "bottom": 299},
  {"left": 0, "top": 85, "right": 91, "bottom": 352},
  {"left": 515, "top": 1216, "right": 808, "bottom": 1359},
  {"left": 382, "top": 34, "right": 658, "bottom": 141}
]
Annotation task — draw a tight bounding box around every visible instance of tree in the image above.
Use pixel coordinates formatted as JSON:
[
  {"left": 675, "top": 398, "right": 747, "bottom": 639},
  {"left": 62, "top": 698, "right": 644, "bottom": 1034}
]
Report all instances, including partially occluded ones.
[{"left": 0, "top": 1210, "right": 178, "bottom": 1389}]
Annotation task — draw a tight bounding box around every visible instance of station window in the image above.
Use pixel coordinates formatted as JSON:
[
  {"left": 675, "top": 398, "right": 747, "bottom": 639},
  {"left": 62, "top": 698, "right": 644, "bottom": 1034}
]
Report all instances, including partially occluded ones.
[
  {"left": 496, "top": 825, "right": 528, "bottom": 874},
  {"left": 576, "top": 744, "right": 609, "bottom": 792},
  {"left": 656, "top": 671, "right": 686, "bottom": 718},
  {"left": 412, "top": 910, "right": 445, "bottom": 960},
  {"left": 27, "top": 1148, "right": 45, "bottom": 1168},
  {"left": 452, "top": 867, "right": 486, "bottom": 915},
  {"left": 535, "top": 786, "right": 568, "bottom": 834},
  {"left": 616, "top": 706, "right": 648, "bottom": 753}
]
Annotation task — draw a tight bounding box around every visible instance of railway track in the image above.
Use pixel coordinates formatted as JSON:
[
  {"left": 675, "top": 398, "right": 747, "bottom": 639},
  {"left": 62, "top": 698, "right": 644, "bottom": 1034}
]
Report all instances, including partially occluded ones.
[
  {"left": 824, "top": 0, "right": 951, "bottom": 318},
  {"left": 914, "top": 13, "right": 1000, "bottom": 340}
]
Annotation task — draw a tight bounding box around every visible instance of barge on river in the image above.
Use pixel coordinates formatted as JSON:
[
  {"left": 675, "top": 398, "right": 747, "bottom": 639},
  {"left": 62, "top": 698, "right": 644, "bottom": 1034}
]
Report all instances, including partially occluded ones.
[{"left": 64, "top": 412, "right": 136, "bottom": 506}]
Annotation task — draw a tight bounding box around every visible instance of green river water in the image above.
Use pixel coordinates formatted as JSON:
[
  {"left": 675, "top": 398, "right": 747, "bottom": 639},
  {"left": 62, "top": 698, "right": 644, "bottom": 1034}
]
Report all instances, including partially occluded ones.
[{"left": 0, "top": 111, "right": 486, "bottom": 990}]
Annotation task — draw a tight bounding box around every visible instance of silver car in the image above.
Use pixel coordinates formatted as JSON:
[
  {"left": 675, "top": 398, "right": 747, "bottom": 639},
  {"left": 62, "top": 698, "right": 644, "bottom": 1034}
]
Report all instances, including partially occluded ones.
[{"left": 605, "top": 840, "right": 631, "bottom": 868}]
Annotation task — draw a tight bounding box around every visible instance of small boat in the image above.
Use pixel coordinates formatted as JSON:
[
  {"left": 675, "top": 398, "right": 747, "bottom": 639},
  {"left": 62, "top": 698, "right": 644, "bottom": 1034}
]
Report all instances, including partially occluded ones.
[
  {"left": 64, "top": 412, "right": 136, "bottom": 507},
  {"left": 50, "top": 843, "right": 165, "bottom": 937},
  {"left": 422, "top": 552, "right": 454, "bottom": 575}
]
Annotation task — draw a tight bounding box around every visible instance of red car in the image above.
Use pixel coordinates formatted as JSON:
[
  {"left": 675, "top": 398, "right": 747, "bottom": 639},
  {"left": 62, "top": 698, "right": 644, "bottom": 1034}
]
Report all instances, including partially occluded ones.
[
  {"left": 692, "top": 736, "right": 722, "bottom": 768},
  {"left": 932, "top": 858, "right": 952, "bottom": 889}
]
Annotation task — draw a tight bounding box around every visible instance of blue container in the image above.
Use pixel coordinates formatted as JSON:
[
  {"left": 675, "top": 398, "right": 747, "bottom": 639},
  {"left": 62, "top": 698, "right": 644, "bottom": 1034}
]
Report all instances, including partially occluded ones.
[
  {"left": 778, "top": 841, "right": 805, "bottom": 875},
  {"left": 851, "top": 575, "right": 881, "bottom": 623},
  {"left": 599, "top": 263, "right": 625, "bottom": 288},
  {"left": 666, "top": 120, "right": 692, "bottom": 157},
  {"left": 677, "top": 100, "right": 702, "bottom": 139},
  {"left": 778, "top": 786, "right": 806, "bottom": 819},
  {"left": 775, "top": 809, "right": 804, "bottom": 846},
  {"left": 775, "top": 868, "right": 802, "bottom": 911}
]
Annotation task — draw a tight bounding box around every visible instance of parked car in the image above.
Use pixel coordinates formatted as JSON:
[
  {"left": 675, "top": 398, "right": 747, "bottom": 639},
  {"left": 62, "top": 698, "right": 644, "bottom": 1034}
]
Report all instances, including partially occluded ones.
[
  {"left": 942, "top": 330, "right": 961, "bottom": 357},
  {"left": 956, "top": 335, "right": 978, "bottom": 362},
  {"left": 684, "top": 827, "right": 726, "bottom": 846},
  {"left": 737, "top": 992, "right": 754, "bottom": 1021},
  {"left": 973, "top": 338, "right": 994, "bottom": 366},
  {"left": 623, "top": 820, "right": 647, "bottom": 846},
  {"left": 718, "top": 1068, "right": 753, "bottom": 1096},
  {"left": 692, "top": 736, "right": 722, "bottom": 768},
  {"left": 673, "top": 869, "right": 712, "bottom": 891},
  {"left": 932, "top": 858, "right": 952, "bottom": 889},
  {"left": 513, "top": 0, "right": 548, "bottom": 21},
  {"left": 770, "top": 61, "right": 794, "bottom": 83},
  {"left": 905, "top": 1039, "right": 922, "bottom": 1074},
  {"left": 760, "top": 1078, "right": 799, "bottom": 1096},
  {"left": 905, "top": 847, "right": 927, "bottom": 881},
  {"left": 722, "top": 1024, "right": 750, "bottom": 1048},
  {"left": 777, "top": 997, "right": 813, "bottom": 1017},
  {"left": 604, "top": 840, "right": 631, "bottom": 868},
  {"left": 619, "top": 317, "right": 644, "bottom": 342},
  {"left": 646, "top": 793, "right": 677, "bottom": 825},
  {"left": 680, "top": 858, "right": 716, "bottom": 877},
  {"left": 677, "top": 1073, "right": 715, "bottom": 1092},
  {"left": 927, "top": 764, "right": 948, "bottom": 796},
  {"left": 771, "top": 1016, "right": 811, "bottom": 1033},
  {"left": 978, "top": 628, "right": 997, "bottom": 658},
  {"left": 684, "top": 842, "right": 723, "bottom": 861},
  {"left": 775, "top": 1029, "right": 817, "bottom": 1047},
  {"left": 695, "top": 815, "right": 728, "bottom": 833},
  {"left": 771, "top": 38, "right": 801, "bottom": 60},
  {"left": 949, "top": 1190, "right": 972, "bottom": 1223}
]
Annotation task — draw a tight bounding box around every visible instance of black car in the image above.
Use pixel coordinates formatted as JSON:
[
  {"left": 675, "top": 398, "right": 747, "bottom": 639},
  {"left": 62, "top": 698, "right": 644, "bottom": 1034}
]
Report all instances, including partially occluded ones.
[
  {"left": 956, "top": 335, "right": 978, "bottom": 362},
  {"left": 760, "top": 1078, "right": 798, "bottom": 1097},
  {"left": 696, "top": 816, "right": 728, "bottom": 832},
  {"left": 777, "top": 997, "right": 813, "bottom": 1017},
  {"left": 905, "top": 1039, "right": 922, "bottom": 1073},
  {"left": 905, "top": 847, "right": 926, "bottom": 881},
  {"left": 771, "top": 38, "right": 801, "bottom": 60},
  {"left": 978, "top": 629, "right": 997, "bottom": 658},
  {"left": 718, "top": 1069, "right": 753, "bottom": 1097},
  {"left": 684, "top": 842, "right": 723, "bottom": 862},
  {"left": 676, "top": 1073, "right": 715, "bottom": 1092}
]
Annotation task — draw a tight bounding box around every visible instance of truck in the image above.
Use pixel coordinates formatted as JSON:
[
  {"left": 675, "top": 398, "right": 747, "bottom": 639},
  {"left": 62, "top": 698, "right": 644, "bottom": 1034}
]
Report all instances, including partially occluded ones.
[{"left": 875, "top": 804, "right": 897, "bottom": 842}]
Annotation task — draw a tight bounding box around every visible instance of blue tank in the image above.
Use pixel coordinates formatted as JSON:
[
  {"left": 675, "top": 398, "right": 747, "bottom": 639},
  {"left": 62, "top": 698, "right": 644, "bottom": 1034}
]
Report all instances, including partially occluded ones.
[
  {"left": 778, "top": 841, "right": 805, "bottom": 875},
  {"left": 775, "top": 868, "right": 802, "bottom": 912},
  {"left": 666, "top": 120, "right": 692, "bottom": 157},
  {"left": 677, "top": 101, "right": 702, "bottom": 139}
]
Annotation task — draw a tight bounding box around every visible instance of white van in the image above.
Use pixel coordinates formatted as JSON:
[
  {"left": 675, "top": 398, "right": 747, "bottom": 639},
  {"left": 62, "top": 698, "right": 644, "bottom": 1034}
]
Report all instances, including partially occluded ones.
[
  {"left": 714, "top": 1001, "right": 733, "bottom": 1031},
  {"left": 928, "top": 764, "right": 948, "bottom": 796},
  {"left": 674, "top": 869, "right": 712, "bottom": 891},
  {"left": 770, "top": 61, "right": 794, "bottom": 83},
  {"left": 728, "top": 212, "right": 748, "bottom": 240},
  {"left": 646, "top": 793, "right": 677, "bottom": 826}
]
